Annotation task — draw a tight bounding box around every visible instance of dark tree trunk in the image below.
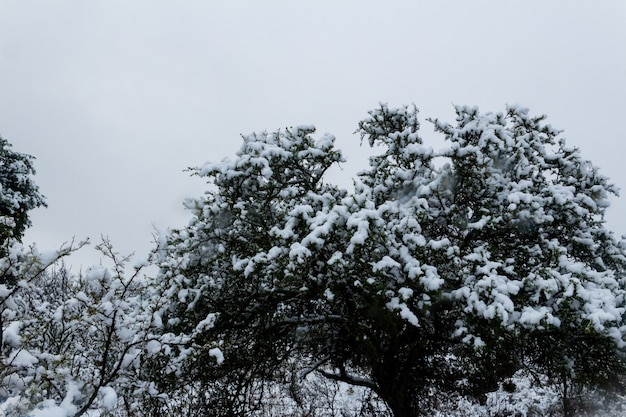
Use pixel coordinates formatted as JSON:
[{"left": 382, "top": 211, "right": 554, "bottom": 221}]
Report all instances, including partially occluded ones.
[
  {"left": 372, "top": 357, "right": 422, "bottom": 417},
  {"left": 378, "top": 387, "right": 418, "bottom": 417},
  {"left": 562, "top": 378, "right": 572, "bottom": 417}
]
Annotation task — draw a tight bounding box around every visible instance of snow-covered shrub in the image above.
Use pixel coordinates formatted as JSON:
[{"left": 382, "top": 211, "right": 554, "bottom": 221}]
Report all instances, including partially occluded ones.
[{"left": 0, "top": 238, "right": 186, "bottom": 417}]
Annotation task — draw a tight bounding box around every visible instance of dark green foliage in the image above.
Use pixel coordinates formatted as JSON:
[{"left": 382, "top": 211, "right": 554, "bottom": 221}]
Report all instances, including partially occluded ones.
[{"left": 0, "top": 137, "right": 46, "bottom": 245}]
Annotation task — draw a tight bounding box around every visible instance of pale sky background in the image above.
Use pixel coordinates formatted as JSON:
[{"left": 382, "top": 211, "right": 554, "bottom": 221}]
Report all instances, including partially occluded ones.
[{"left": 0, "top": 1, "right": 625, "bottom": 270}]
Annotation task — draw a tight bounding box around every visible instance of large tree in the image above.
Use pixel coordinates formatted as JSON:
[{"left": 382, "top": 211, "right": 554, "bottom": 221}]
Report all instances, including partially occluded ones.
[{"left": 155, "top": 105, "right": 626, "bottom": 416}]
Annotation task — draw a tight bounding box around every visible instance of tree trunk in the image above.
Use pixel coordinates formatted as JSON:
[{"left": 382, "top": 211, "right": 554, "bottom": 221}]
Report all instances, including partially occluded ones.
[
  {"left": 562, "top": 378, "right": 572, "bottom": 417},
  {"left": 376, "top": 382, "right": 418, "bottom": 417},
  {"left": 386, "top": 398, "right": 417, "bottom": 417}
]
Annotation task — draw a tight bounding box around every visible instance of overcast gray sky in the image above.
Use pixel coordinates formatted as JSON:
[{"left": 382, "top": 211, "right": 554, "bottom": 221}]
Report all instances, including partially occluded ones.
[{"left": 1, "top": 1, "right": 625, "bottom": 269}]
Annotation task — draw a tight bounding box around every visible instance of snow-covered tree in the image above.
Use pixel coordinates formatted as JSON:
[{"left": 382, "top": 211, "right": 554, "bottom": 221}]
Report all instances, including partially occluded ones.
[
  {"left": 151, "top": 126, "right": 348, "bottom": 415},
  {"left": 426, "top": 105, "right": 626, "bottom": 414},
  {"left": 154, "top": 105, "right": 626, "bottom": 417},
  {"left": 0, "top": 137, "right": 46, "bottom": 256},
  {"left": 1, "top": 241, "right": 85, "bottom": 415}
]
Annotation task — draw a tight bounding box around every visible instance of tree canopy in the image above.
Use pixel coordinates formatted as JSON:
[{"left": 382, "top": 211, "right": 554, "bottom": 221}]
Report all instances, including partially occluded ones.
[
  {"left": 154, "top": 104, "right": 626, "bottom": 416},
  {"left": 0, "top": 137, "right": 46, "bottom": 248}
]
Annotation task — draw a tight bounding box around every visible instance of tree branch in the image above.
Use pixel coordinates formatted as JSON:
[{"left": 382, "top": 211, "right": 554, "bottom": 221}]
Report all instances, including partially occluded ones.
[{"left": 316, "top": 367, "right": 378, "bottom": 392}]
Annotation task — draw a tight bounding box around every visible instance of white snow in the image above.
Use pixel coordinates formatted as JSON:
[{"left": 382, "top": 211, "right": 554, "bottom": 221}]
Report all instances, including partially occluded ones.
[
  {"left": 8, "top": 349, "right": 38, "bottom": 367},
  {"left": 386, "top": 296, "right": 419, "bottom": 326},
  {"left": 2, "top": 321, "right": 22, "bottom": 347},
  {"left": 209, "top": 347, "right": 224, "bottom": 365},
  {"left": 146, "top": 340, "right": 162, "bottom": 354},
  {"left": 100, "top": 386, "right": 118, "bottom": 410}
]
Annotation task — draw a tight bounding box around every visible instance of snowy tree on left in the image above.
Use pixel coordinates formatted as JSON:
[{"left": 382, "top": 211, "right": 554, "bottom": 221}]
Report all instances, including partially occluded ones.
[
  {"left": 0, "top": 137, "right": 46, "bottom": 249},
  {"left": 0, "top": 137, "right": 171, "bottom": 417},
  {"left": 0, "top": 137, "right": 46, "bottom": 283}
]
